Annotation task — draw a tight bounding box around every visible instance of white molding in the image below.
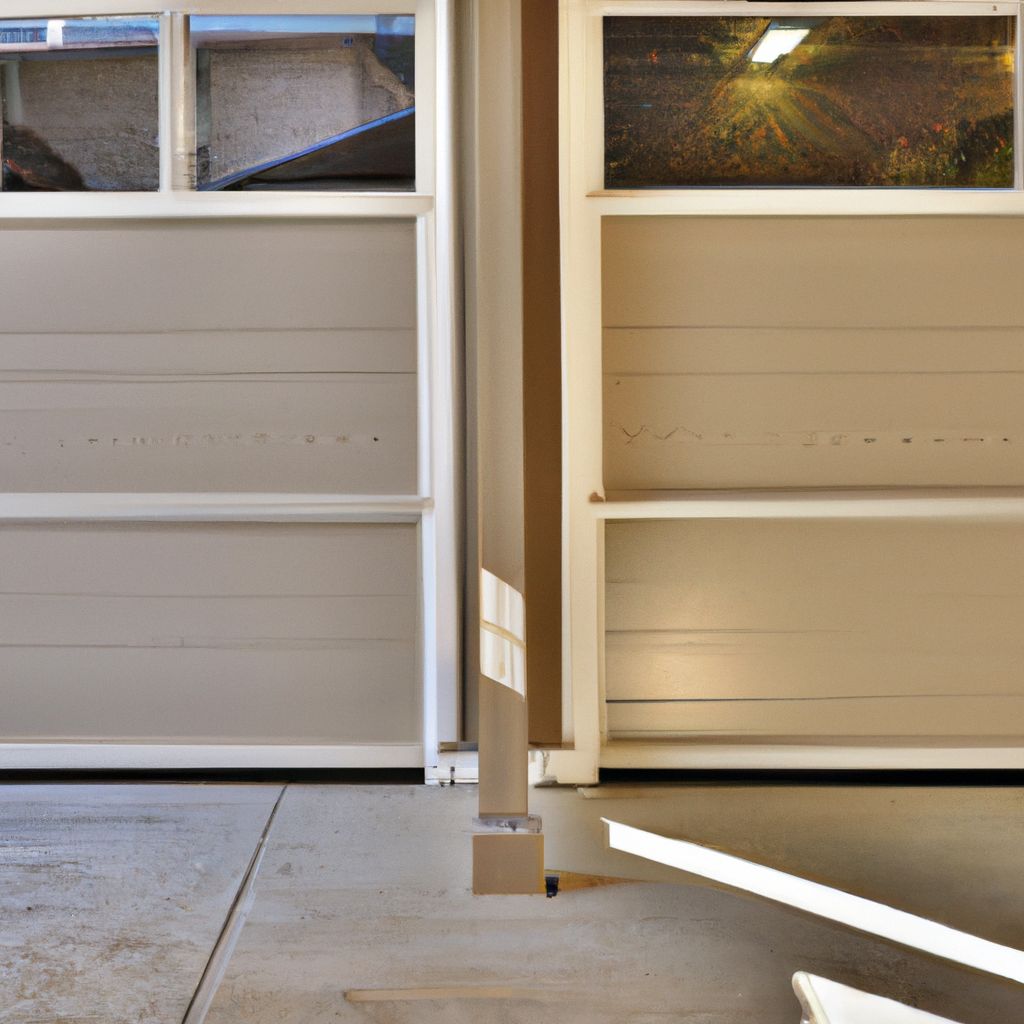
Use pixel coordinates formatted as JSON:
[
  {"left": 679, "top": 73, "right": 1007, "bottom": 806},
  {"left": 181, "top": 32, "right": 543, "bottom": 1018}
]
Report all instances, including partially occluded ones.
[
  {"left": 600, "top": 740, "right": 1024, "bottom": 770},
  {"left": 0, "top": 1, "right": 417, "bottom": 16},
  {"left": 605, "top": 819, "right": 1024, "bottom": 985},
  {"left": 595, "top": 488, "right": 1024, "bottom": 521},
  {"left": 0, "top": 743, "right": 424, "bottom": 770},
  {"left": 0, "top": 0, "right": 461, "bottom": 776},
  {"left": 594, "top": 1, "right": 1018, "bottom": 15},
  {"left": 557, "top": 0, "right": 1024, "bottom": 781},
  {"left": 0, "top": 493, "right": 430, "bottom": 523},
  {"left": 424, "top": 748, "right": 479, "bottom": 784},
  {"left": 430, "top": 0, "right": 463, "bottom": 755},
  {"left": 588, "top": 191, "right": 1024, "bottom": 218},
  {"left": 0, "top": 193, "right": 432, "bottom": 220},
  {"left": 793, "top": 974, "right": 963, "bottom": 1024},
  {"left": 559, "top": 0, "right": 604, "bottom": 784},
  {"left": 415, "top": 0, "right": 461, "bottom": 774}
]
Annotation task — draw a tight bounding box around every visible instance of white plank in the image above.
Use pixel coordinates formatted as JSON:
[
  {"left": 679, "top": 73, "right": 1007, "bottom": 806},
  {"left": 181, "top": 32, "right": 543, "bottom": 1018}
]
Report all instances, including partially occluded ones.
[
  {"left": 0, "top": 523, "right": 419, "bottom": 744},
  {"left": 0, "top": 646, "right": 418, "bottom": 743},
  {"left": 605, "top": 329, "right": 1024, "bottom": 489},
  {"left": 0, "top": 221, "right": 416, "bottom": 333},
  {"left": 604, "top": 819, "right": 1024, "bottom": 986},
  {"left": 0, "top": 522, "right": 414, "bottom": 594},
  {"left": 606, "top": 696, "right": 1024, "bottom": 739},
  {"left": 599, "top": 740, "right": 1024, "bottom": 770},
  {"left": 605, "top": 520, "right": 1024, "bottom": 739},
  {"left": 0, "top": 595, "right": 414, "bottom": 644},
  {"left": 596, "top": 489, "right": 1024, "bottom": 521},
  {"left": 0, "top": 744, "right": 424, "bottom": 768},
  {"left": 0, "top": 192, "right": 432, "bottom": 219},
  {"left": 0, "top": 330, "right": 416, "bottom": 374},
  {"left": 0, "top": 374, "right": 416, "bottom": 492},
  {"left": 603, "top": 218, "right": 1024, "bottom": 330},
  {"left": 603, "top": 327, "right": 1024, "bottom": 376},
  {"left": 793, "top": 973, "right": 964, "bottom": 1024}
]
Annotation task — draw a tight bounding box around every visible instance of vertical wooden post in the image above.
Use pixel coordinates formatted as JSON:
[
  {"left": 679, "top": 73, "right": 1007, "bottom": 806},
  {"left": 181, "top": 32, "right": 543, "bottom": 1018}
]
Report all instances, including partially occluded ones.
[
  {"left": 473, "top": 570, "right": 543, "bottom": 894},
  {"left": 521, "top": 0, "right": 563, "bottom": 747}
]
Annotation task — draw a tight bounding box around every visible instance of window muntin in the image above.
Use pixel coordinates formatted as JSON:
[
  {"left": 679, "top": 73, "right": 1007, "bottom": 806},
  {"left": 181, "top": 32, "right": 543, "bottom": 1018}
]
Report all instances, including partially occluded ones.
[
  {"left": 193, "top": 15, "right": 415, "bottom": 191},
  {"left": 604, "top": 15, "right": 1016, "bottom": 189},
  {"left": 0, "top": 16, "right": 159, "bottom": 191}
]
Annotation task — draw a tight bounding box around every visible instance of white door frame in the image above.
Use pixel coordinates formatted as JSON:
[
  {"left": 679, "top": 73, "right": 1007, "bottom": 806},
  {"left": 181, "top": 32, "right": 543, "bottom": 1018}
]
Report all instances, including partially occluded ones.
[
  {"left": 545, "top": 0, "right": 1024, "bottom": 783},
  {"left": 0, "top": 0, "right": 461, "bottom": 774}
]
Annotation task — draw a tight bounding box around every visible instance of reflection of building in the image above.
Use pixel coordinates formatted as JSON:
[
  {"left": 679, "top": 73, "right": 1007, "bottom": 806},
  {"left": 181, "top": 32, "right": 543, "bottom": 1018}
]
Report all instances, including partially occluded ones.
[
  {"left": 0, "top": 17, "right": 414, "bottom": 191},
  {"left": 197, "top": 36, "right": 413, "bottom": 189}
]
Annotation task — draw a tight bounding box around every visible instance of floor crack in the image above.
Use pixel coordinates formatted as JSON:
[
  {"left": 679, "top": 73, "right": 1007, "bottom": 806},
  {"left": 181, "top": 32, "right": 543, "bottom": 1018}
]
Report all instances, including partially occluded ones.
[{"left": 180, "top": 784, "right": 287, "bottom": 1024}]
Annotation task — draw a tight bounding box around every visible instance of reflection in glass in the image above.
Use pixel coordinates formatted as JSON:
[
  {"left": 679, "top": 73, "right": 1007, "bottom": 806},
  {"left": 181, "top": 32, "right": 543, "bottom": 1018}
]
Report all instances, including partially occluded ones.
[
  {"left": 193, "top": 15, "right": 415, "bottom": 191},
  {"left": 0, "top": 17, "right": 159, "bottom": 191},
  {"left": 604, "top": 16, "right": 1015, "bottom": 188}
]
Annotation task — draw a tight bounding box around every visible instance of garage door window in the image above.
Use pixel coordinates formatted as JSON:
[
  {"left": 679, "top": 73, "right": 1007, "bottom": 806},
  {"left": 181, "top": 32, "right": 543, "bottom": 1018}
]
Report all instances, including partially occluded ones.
[
  {"left": 0, "top": 16, "right": 159, "bottom": 191},
  {"left": 604, "top": 14, "right": 1016, "bottom": 189}
]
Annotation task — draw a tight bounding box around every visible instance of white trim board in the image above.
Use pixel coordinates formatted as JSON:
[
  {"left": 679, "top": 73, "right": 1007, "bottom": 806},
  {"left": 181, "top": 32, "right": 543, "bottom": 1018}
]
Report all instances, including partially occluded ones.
[
  {"left": 595, "top": 488, "right": 1024, "bottom": 521},
  {"left": 598, "top": 741, "right": 1024, "bottom": 771},
  {"left": 0, "top": 744, "right": 425, "bottom": 770},
  {"left": 0, "top": 494, "right": 430, "bottom": 523},
  {"left": 792, "top": 974, "right": 963, "bottom": 1024},
  {"left": 0, "top": 194, "right": 432, "bottom": 221},
  {"left": 0, "top": 1, "right": 417, "bottom": 18},
  {"left": 604, "top": 819, "right": 1024, "bottom": 986},
  {"left": 553, "top": 0, "right": 1024, "bottom": 782},
  {"left": 0, "top": 0, "right": 461, "bottom": 777}
]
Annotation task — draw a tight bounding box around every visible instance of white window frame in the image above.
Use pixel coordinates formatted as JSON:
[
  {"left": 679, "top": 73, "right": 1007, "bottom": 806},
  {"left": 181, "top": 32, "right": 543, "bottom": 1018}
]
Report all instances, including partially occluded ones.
[
  {"left": 0, "top": 0, "right": 461, "bottom": 778},
  {"left": 546, "top": 0, "right": 1024, "bottom": 784}
]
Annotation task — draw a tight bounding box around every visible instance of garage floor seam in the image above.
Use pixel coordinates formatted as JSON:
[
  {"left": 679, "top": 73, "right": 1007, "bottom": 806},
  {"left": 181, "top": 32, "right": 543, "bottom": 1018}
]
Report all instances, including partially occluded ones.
[{"left": 180, "top": 784, "right": 288, "bottom": 1024}]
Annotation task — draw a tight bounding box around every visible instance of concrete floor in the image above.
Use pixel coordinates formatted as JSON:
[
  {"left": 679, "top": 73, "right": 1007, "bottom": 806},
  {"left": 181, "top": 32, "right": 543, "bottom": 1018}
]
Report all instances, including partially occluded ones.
[{"left": 1, "top": 782, "right": 1022, "bottom": 1024}]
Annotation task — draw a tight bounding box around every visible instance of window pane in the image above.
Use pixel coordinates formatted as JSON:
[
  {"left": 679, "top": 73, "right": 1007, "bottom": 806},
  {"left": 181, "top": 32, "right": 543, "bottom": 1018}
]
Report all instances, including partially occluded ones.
[
  {"left": 0, "top": 17, "right": 159, "bottom": 191},
  {"left": 604, "top": 16, "right": 1015, "bottom": 188},
  {"left": 193, "top": 15, "right": 415, "bottom": 191}
]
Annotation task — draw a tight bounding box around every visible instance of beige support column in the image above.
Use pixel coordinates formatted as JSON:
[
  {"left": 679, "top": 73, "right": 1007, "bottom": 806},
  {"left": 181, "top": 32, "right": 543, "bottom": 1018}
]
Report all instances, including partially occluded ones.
[
  {"left": 478, "top": 677, "right": 528, "bottom": 818},
  {"left": 473, "top": 570, "right": 543, "bottom": 894}
]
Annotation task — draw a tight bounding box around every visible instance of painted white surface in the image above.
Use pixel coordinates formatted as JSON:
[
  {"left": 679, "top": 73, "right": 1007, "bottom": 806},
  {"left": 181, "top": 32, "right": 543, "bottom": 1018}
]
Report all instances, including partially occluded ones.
[
  {"left": 0, "top": 0, "right": 462, "bottom": 770},
  {"left": 603, "top": 519, "right": 1024, "bottom": 741},
  {"left": 550, "top": 0, "right": 1024, "bottom": 778},
  {"left": 0, "top": 523, "right": 420, "bottom": 745},
  {"left": 793, "top": 973, "right": 963, "bottom": 1024},
  {"left": 604, "top": 818, "right": 1024, "bottom": 985}
]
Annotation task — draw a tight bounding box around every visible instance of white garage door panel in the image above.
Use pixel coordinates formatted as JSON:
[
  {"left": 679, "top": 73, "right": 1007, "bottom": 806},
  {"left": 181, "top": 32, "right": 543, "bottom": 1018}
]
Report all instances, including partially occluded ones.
[
  {"left": 0, "top": 648, "right": 417, "bottom": 743},
  {"left": 604, "top": 335, "right": 1024, "bottom": 490},
  {"left": 0, "top": 330, "right": 414, "bottom": 375},
  {"left": 602, "top": 218, "right": 1024, "bottom": 330},
  {"left": 0, "top": 221, "right": 416, "bottom": 334},
  {"left": 0, "top": 374, "right": 416, "bottom": 492},
  {"left": 0, "top": 523, "right": 418, "bottom": 744},
  {"left": 0, "top": 595, "right": 412, "bottom": 646},
  {"left": 603, "top": 218, "right": 1024, "bottom": 490},
  {"left": 606, "top": 698, "right": 1024, "bottom": 740},
  {"left": 605, "top": 519, "right": 1024, "bottom": 741},
  {"left": 0, "top": 220, "right": 418, "bottom": 494}
]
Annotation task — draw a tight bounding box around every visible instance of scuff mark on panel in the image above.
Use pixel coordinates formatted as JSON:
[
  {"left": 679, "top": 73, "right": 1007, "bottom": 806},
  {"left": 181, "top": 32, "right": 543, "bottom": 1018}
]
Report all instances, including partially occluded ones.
[
  {"left": 610, "top": 424, "right": 1018, "bottom": 449},
  {"left": 1, "top": 432, "right": 371, "bottom": 452}
]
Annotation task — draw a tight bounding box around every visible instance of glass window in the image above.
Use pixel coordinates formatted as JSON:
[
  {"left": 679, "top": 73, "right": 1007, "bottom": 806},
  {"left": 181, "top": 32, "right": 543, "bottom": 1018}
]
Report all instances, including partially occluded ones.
[
  {"left": 604, "top": 16, "right": 1015, "bottom": 189},
  {"left": 193, "top": 15, "right": 415, "bottom": 191},
  {"left": 0, "top": 17, "right": 159, "bottom": 191}
]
